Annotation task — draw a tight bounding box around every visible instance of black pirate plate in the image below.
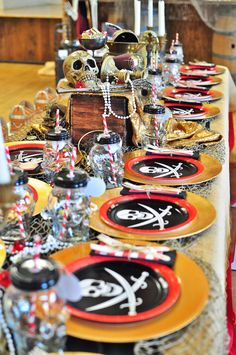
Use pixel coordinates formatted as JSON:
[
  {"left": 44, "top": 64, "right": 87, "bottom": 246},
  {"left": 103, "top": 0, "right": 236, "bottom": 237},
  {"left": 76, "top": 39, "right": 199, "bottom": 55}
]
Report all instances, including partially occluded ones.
[
  {"left": 179, "top": 75, "right": 222, "bottom": 87},
  {"left": 164, "top": 102, "right": 207, "bottom": 119},
  {"left": 66, "top": 256, "right": 181, "bottom": 323},
  {"left": 163, "top": 87, "right": 222, "bottom": 102},
  {"left": 7, "top": 142, "right": 45, "bottom": 176},
  {"left": 100, "top": 194, "right": 197, "bottom": 234},
  {"left": 125, "top": 155, "right": 204, "bottom": 183}
]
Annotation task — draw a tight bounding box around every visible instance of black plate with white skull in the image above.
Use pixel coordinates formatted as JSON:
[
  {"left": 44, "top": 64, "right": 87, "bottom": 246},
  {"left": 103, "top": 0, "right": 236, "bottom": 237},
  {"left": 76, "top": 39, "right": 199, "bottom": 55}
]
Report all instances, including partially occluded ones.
[
  {"left": 100, "top": 194, "right": 197, "bottom": 234},
  {"left": 66, "top": 256, "right": 181, "bottom": 323},
  {"left": 8, "top": 142, "right": 45, "bottom": 175},
  {"left": 125, "top": 155, "right": 204, "bottom": 182}
]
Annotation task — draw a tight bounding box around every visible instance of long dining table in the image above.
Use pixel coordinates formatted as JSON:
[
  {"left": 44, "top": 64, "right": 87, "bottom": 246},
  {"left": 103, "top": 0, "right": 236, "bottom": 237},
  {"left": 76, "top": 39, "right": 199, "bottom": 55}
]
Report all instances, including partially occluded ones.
[{"left": 50, "top": 66, "right": 236, "bottom": 354}]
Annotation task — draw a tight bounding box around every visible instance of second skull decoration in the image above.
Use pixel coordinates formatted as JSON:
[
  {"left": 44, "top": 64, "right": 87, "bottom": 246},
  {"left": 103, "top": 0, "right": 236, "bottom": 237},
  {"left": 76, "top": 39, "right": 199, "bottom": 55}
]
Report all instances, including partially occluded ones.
[{"left": 63, "top": 50, "right": 100, "bottom": 89}]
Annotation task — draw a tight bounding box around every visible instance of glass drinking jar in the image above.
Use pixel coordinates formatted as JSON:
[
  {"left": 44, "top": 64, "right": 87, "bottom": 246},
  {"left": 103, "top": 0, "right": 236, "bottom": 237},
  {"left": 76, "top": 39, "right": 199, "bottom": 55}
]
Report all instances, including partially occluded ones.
[
  {"left": 42, "top": 128, "right": 74, "bottom": 183},
  {"left": 0, "top": 168, "right": 35, "bottom": 243},
  {"left": 141, "top": 104, "right": 169, "bottom": 149},
  {"left": 162, "top": 50, "right": 181, "bottom": 87},
  {"left": 3, "top": 257, "right": 68, "bottom": 355},
  {"left": 42, "top": 168, "right": 91, "bottom": 243},
  {"left": 89, "top": 131, "right": 124, "bottom": 189}
]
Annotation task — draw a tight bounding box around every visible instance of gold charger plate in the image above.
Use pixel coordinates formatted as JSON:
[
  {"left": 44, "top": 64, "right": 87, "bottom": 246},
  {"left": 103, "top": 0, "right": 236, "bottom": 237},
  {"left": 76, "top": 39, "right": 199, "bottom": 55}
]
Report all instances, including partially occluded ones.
[
  {"left": 89, "top": 187, "right": 216, "bottom": 241},
  {"left": 51, "top": 241, "right": 209, "bottom": 343},
  {"left": 28, "top": 177, "right": 51, "bottom": 216},
  {"left": 162, "top": 87, "right": 223, "bottom": 103},
  {"left": 0, "top": 240, "right": 6, "bottom": 268},
  {"left": 124, "top": 150, "right": 222, "bottom": 186}
]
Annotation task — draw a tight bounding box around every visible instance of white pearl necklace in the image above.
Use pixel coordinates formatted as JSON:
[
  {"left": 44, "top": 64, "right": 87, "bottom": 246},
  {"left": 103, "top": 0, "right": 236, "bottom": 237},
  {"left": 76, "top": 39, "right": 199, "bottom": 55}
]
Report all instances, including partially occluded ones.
[
  {"left": 100, "top": 76, "right": 137, "bottom": 120},
  {"left": 0, "top": 288, "right": 16, "bottom": 355}
]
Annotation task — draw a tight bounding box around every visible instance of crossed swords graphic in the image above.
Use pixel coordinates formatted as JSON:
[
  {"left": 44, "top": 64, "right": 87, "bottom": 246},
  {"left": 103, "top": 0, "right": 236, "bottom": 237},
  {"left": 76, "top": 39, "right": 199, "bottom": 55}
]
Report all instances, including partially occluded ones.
[
  {"left": 129, "top": 203, "right": 173, "bottom": 230},
  {"left": 172, "top": 107, "right": 194, "bottom": 115},
  {"left": 16, "top": 150, "right": 43, "bottom": 163},
  {"left": 85, "top": 269, "right": 150, "bottom": 316},
  {"left": 141, "top": 162, "right": 183, "bottom": 179}
]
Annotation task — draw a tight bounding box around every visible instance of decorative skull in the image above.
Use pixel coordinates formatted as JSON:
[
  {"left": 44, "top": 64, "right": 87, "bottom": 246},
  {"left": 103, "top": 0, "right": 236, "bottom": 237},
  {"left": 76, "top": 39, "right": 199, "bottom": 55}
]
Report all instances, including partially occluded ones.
[
  {"left": 117, "top": 209, "right": 153, "bottom": 221},
  {"left": 80, "top": 279, "right": 123, "bottom": 298},
  {"left": 63, "top": 50, "right": 99, "bottom": 88}
]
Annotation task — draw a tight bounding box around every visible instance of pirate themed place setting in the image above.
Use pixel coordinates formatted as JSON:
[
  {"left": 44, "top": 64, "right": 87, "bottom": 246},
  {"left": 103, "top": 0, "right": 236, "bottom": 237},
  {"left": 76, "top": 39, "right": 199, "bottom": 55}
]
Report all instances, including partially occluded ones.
[{"left": 0, "top": 0, "right": 234, "bottom": 354}]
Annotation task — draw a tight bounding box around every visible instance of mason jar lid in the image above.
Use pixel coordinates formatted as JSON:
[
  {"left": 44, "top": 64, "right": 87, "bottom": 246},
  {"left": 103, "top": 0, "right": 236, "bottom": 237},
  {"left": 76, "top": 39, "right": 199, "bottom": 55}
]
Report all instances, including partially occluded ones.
[
  {"left": 53, "top": 168, "right": 88, "bottom": 188},
  {"left": 143, "top": 104, "right": 166, "bottom": 115},
  {"left": 13, "top": 167, "right": 28, "bottom": 186},
  {"left": 148, "top": 69, "right": 162, "bottom": 76},
  {"left": 164, "top": 57, "right": 180, "bottom": 63},
  {"left": 45, "top": 128, "right": 70, "bottom": 141},
  {"left": 95, "top": 131, "right": 121, "bottom": 145},
  {"left": 10, "top": 258, "right": 59, "bottom": 291}
]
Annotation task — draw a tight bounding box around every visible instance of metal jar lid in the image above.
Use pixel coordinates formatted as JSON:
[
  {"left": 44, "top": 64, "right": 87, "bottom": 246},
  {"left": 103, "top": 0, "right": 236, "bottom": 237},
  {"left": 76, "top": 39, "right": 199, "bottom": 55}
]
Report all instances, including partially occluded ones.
[
  {"left": 45, "top": 128, "right": 70, "bottom": 141},
  {"left": 143, "top": 104, "right": 166, "bottom": 115},
  {"left": 10, "top": 258, "right": 59, "bottom": 291},
  {"left": 53, "top": 168, "right": 88, "bottom": 189},
  {"left": 95, "top": 131, "right": 121, "bottom": 145}
]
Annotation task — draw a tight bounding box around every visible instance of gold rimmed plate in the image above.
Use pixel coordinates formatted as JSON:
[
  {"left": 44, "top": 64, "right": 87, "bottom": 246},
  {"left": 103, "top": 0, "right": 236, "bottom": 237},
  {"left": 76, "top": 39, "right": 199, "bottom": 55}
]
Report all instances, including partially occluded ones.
[
  {"left": 180, "top": 64, "right": 225, "bottom": 76},
  {"left": 164, "top": 102, "right": 220, "bottom": 121},
  {"left": 89, "top": 187, "right": 216, "bottom": 241},
  {"left": 0, "top": 240, "right": 6, "bottom": 268},
  {"left": 51, "top": 241, "right": 209, "bottom": 343},
  {"left": 162, "top": 87, "right": 223, "bottom": 103},
  {"left": 178, "top": 74, "right": 222, "bottom": 87},
  {"left": 28, "top": 178, "right": 51, "bottom": 216},
  {"left": 123, "top": 150, "right": 222, "bottom": 186}
]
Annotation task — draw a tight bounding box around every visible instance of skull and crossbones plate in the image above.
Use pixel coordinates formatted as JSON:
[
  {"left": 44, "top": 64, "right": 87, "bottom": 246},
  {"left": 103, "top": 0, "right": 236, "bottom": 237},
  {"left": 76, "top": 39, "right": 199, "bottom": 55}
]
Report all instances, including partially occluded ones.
[
  {"left": 178, "top": 74, "right": 222, "bottom": 87},
  {"left": 100, "top": 194, "right": 197, "bottom": 234},
  {"left": 6, "top": 141, "right": 45, "bottom": 176},
  {"left": 125, "top": 155, "right": 204, "bottom": 182},
  {"left": 180, "top": 64, "right": 225, "bottom": 76},
  {"left": 66, "top": 256, "right": 181, "bottom": 323},
  {"left": 163, "top": 87, "right": 223, "bottom": 102},
  {"left": 164, "top": 102, "right": 207, "bottom": 119}
]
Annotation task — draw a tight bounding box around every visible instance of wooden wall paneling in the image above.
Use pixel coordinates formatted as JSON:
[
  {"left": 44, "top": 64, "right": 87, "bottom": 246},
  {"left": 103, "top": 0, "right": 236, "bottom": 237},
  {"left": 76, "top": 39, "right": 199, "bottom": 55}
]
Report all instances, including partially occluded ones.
[{"left": 165, "top": 3, "right": 213, "bottom": 63}]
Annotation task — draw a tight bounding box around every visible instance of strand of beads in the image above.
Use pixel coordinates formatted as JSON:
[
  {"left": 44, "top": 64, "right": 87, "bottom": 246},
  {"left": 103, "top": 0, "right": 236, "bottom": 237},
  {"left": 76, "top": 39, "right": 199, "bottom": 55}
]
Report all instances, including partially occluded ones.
[{"left": 0, "top": 288, "right": 16, "bottom": 355}]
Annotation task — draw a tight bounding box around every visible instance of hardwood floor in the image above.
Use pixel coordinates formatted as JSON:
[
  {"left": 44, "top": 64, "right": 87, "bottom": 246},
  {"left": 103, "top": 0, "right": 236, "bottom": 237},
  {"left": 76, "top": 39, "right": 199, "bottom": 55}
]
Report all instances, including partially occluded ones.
[{"left": 0, "top": 62, "right": 235, "bottom": 319}]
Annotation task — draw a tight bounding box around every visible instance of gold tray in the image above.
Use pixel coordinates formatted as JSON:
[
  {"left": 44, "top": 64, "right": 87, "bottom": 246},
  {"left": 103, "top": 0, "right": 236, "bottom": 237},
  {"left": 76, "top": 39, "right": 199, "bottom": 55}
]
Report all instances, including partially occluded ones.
[
  {"left": 51, "top": 241, "right": 209, "bottom": 343},
  {"left": 0, "top": 240, "right": 6, "bottom": 268},
  {"left": 124, "top": 150, "right": 222, "bottom": 186},
  {"left": 28, "top": 178, "right": 51, "bottom": 216},
  {"left": 90, "top": 187, "right": 215, "bottom": 241}
]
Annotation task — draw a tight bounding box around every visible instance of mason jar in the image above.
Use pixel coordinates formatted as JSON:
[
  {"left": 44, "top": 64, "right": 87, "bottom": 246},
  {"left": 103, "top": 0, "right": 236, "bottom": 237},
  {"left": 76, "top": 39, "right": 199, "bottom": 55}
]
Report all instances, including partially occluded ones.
[
  {"left": 0, "top": 168, "right": 35, "bottom": 243},
  {"left": 89, "top": 131, "right": 124, "bottom": 189},
  {"left": 42, "top": 128, "right": 74, "bottom": 183},
  {"left": 162, "top": 50, "right": 181, "bottom": 87},
  {"left": 3, "top": 257, "right": 68, "bottom": 355},
  {"left": 141, "top": 104, "right": 170, "bottom": 149},
  {"left": 42, "top": 168, "right": 91, "bottom": 243}
]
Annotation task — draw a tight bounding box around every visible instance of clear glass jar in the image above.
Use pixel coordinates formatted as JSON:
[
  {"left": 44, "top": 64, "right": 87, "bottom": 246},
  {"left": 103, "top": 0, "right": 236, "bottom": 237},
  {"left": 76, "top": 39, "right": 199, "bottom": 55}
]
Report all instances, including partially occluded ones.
[
  {"left": 173, "top": 33, "right": 184, "bottom": 64},
  {"left": 89, "top": 131, "right": 124, "bottom": 189},
  {"left": 162, "top": 50, "right": 181, "bottom": 87},
  {"left": 42, "top": 168, "right": 91, "bottom": 243},
  {"left": 3, "top": 258, "right": 68, "bottom": 355},
  {"left": 141, "top": 104, "right": 170, "bottom": 149},
  {"left": 0, "top": 168, "right": 35, "bottom": 243},
  {"left": 42, "top": 128, "right": 74, "bottom": 183}
]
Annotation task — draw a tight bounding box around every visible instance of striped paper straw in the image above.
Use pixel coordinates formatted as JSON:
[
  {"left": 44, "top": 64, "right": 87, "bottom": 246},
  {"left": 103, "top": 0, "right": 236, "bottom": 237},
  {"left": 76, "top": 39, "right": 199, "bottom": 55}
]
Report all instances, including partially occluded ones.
[
  {"left": 5, "top": 146, "right": 13, "bottom": 174},
  {"left": 55, "top": 143, "right": 60, "bottom": 172},
  {"left": 15, "top": 203, "right": 27, "bottom": 240},
  {"left": 106, "top": 143, "right": 118, "bottom": 187},
  {"left": 28, "top": 293, "right": 37, "bottom": 336},
  {"left": 152, "top": 83, "right": 157, "bottom": 105},
  {"left": 154, "top": 115, "right": 159, "bottom": 147},
  {"left": 102, "top": 113, "right": 109, "bottom": 134},
  {"left": 55, "top": 108, "right": 60, "bottom": 133},
  {"left": 68, "top": 146, "right": 77, "bottom": 178}
]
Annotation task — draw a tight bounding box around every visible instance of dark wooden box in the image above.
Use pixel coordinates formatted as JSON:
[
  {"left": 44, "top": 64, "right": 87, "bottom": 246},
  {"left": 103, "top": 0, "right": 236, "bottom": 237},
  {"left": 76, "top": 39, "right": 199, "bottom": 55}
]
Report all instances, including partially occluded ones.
[{"left": 68, "top": 93, "right": 135, "bottom": 149}]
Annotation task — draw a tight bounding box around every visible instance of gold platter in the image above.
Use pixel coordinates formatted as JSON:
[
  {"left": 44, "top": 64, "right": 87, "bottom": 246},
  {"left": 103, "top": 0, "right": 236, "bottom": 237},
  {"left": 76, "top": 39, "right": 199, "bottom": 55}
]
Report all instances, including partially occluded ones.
[
  {"left": 124, "top": 150, "right": 222, "bottom": 186},
  {"left": 0, "top": 240, "right": 6, "bottom": 268},
  {"left": 51, "top": 241, "right": 209, "bottom": 343},
  {"left": 28, "top": 178, "right": 51, "bottom": 216},
  {"left": 89, "top": 187, "right": 216, "bottom": 241}
]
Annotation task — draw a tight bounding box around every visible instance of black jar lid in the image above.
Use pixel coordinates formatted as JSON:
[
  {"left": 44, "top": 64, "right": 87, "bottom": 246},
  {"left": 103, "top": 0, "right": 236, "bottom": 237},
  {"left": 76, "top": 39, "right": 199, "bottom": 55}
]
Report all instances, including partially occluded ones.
[
  {"left": 95, "top": 131, "right": 121, "bottom": 145},
  {"left": 10, "top": 258, "right": 59, "bottom": 291},
  {"left": 164, "top": 57, "right": 180, "bottom": 63},
  {"left": 148, "top": 69, "right": 162, "bottom": 76},
  {"left": 13, "top": 167, "right": 28, "bottom": 186},
  {"left": 45, "top": 128, "right": 70, "bottom": 141},
  {"left": 143, "top": 104, "right": 166, "bottom": 115},
  {"left": 53, "top": 168, "right": 88, "bottom": 188}
]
